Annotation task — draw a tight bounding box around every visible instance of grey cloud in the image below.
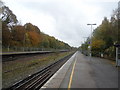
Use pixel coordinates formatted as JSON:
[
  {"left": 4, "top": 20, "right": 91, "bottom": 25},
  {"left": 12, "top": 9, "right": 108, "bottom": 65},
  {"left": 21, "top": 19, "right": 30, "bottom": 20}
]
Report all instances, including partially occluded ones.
[{"left": 17, "top": 0, "right": 117, "bottom": 47}]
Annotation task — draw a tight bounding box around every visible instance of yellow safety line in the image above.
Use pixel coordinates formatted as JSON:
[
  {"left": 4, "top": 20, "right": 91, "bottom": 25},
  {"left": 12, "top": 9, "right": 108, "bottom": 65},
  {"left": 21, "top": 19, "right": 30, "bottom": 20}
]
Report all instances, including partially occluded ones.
[{"left": 68, "top": 57, "right": 77, "bottom": 90}]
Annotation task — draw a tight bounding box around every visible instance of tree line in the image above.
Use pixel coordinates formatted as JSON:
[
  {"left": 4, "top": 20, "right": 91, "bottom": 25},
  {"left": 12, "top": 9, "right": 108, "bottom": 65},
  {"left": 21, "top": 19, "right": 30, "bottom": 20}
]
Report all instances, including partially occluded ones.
[
  {"left": 80, "top": 8, "right": 120, "bottom": 59},
  {"left": 1, "top": 5, "right": 73, "bottom": 51}
]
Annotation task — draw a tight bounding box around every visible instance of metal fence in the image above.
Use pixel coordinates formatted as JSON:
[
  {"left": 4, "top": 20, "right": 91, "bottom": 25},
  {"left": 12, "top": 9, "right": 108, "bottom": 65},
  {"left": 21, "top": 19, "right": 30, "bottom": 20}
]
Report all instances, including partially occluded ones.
[
  {"left": 2, "top": 46, "right": 57, "bottom": 52},
  {"left": 2, "top": 46, "right": 68, "bottom": 52}
]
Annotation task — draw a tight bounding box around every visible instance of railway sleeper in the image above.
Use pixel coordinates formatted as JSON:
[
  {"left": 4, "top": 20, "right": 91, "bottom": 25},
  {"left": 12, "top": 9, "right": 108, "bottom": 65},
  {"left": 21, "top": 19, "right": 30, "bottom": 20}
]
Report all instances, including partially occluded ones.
[
  {"left": 35, "top": 73, "right": 54, "bottom": 90},
  {"left": 24, "top": 71, "right": 51, "bottom": 90},
  {"left": 14, "top": 70, "right": 51, "bottom": 90}
]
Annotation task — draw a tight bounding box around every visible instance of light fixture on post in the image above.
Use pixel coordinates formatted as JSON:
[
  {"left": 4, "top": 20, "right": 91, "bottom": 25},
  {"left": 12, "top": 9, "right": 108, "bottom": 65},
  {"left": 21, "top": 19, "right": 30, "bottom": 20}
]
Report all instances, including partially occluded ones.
[{"left": 87, "top": 23, "right": 96, "bottom": 60}]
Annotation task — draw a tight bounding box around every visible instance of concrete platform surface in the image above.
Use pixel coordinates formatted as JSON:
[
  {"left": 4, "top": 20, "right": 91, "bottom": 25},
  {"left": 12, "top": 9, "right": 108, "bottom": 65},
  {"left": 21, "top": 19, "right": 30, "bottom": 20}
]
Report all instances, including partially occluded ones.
[{"left": 41, "top": 51, "right": 118, "bottom": 89}]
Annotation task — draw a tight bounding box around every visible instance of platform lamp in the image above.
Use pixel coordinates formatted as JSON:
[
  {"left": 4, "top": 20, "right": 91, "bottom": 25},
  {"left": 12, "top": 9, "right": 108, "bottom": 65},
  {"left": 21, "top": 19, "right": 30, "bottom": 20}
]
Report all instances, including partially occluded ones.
[{"left": 87, "top": 23, "right": 96, "bottom": 60}]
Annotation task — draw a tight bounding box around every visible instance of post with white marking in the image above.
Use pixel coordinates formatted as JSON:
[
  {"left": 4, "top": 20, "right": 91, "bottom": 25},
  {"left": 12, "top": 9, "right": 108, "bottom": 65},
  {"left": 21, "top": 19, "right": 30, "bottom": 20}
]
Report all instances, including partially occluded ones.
[{"left": 114, "top": 44, "right": 120, "bottom": 67}]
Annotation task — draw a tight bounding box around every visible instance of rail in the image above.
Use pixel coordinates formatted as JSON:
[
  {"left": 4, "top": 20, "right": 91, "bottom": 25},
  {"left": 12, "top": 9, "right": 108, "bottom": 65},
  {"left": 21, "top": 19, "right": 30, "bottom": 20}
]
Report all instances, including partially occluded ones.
[{"left": 2, "top": 52, "right": 74, "bottom": 90}]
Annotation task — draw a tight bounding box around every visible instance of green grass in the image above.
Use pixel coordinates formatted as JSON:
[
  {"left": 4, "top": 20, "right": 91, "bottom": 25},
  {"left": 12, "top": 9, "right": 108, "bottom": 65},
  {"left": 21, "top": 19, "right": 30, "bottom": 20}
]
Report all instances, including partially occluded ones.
[{"left": 2, "top": 51, "right": 74, "bottom": 88}]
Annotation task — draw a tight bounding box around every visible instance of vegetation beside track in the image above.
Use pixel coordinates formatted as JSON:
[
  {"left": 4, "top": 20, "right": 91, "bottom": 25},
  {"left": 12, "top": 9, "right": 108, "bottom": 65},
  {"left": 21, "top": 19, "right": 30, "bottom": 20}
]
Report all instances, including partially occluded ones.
[{"left": 2, "top": 51, "right": 74, "bottom": 88}]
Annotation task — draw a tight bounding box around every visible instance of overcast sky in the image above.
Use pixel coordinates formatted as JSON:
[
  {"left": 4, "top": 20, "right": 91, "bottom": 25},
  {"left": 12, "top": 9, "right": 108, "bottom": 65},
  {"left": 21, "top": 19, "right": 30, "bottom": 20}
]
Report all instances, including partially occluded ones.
[{"left": 3, "top": 0, "right": 119, "bottom": 47}]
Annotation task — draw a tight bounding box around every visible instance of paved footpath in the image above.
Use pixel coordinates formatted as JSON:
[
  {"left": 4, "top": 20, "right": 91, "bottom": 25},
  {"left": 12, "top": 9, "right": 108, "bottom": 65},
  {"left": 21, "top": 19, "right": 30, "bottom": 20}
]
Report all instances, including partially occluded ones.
[{"left": 41, "top": 51, "right": 118, "bottom": 89}]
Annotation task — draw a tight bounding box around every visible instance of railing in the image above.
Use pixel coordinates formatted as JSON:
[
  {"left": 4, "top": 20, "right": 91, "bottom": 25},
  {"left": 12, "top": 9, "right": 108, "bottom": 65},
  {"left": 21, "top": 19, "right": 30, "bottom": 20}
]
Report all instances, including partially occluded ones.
[{"left": 2, "top": 46, "right": 69, "bottom": 52}]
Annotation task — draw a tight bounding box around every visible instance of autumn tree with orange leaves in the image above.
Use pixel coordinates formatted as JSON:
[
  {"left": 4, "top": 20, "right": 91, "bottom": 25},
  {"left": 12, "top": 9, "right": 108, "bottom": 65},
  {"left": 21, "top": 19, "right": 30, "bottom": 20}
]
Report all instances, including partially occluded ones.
[{"left": 2, "top": 5, "right": 71, "bottom": 51}]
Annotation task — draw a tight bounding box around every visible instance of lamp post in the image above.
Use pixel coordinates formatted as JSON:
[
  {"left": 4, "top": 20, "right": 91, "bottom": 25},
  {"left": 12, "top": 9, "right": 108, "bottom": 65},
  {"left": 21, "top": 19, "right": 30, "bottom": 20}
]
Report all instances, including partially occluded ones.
[{"left": 87, "top": 24, "right": 96, "bottom": 60}]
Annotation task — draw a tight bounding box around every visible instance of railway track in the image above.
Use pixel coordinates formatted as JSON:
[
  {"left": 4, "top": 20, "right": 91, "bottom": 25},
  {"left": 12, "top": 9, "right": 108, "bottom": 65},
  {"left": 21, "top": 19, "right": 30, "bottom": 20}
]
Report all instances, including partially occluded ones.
[{"left": 2, "top": 53, "right": 74, "bottom": 90}]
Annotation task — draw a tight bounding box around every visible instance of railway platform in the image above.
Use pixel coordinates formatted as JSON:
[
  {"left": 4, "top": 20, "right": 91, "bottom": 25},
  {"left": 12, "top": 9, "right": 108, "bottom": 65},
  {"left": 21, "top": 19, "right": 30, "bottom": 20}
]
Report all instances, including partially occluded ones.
[{"left": 41, "top": 51, "right": 118, "bottom": 89}]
